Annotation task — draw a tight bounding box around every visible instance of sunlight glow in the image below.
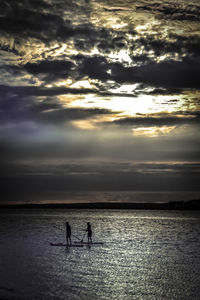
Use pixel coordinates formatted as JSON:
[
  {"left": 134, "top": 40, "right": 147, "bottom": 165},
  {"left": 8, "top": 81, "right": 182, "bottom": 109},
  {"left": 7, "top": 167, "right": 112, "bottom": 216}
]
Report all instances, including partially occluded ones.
[
  {"left": 55, "top": 79, "right": 73, "bottom": 87},
  {"left": 132, "top": 126, "right": 176, "bottom": 137},
  {"left": 71, "top": 114, "right": 116, "bottom": 130},
  {"left": 107, "top": 49, "right": 132, "bottom": 64},
  {"left": 109, "top": 83, "right": 139, "bottom": 94},
  {"left": 68, "top": 94, "right": 177, "bottom": 117},
  {"left": 70, "top": 80, "right": 94, "bottom": 89},
  {"left": 71, "top": 120, "right": 96, "bottom": 130},
  {"left": 135, "top": 20, "right": 163, "bottom": 35},
  {"left": 52, "top": 44, "right": 67, "bottom": 56},
  {"left": 112, "top": 23, "right": 128, "bottom": 30}
]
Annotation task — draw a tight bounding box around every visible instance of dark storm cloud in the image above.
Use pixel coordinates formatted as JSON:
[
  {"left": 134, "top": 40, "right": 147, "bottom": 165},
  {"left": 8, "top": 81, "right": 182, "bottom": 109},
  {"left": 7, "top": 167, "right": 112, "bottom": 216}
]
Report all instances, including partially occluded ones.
[
  {"left": 131, "top": 35, "right": 200, "bottom": 58},
  {"left": 0, "top": 44, "right": 20, "bottom": 56},
  {"left": 103, "top": 8, "right": 124, "bottom": 12},
  {"left": 111, "top": 57, "right": 200, "bottom": 88},
  {"left": 73, "top": 27, "right": 113, "bottom": 52},
  {"left": 136, "top": 2, "right": 200, "bottom": 22},
  {"left": 0, "top": 0, "right": 51, "bottom": 13},
  {"left": 133, "top": 57, "right": 200, "bottom": 88},
  {"left": 143, "top": 87, "right": 183, "bottom": 95},
  {"left": 169, "top": 34, "right": 200, "bottom": 58},
  {"left": 125, "top": 84, "right": 184, "bottom": 98},
  {"left": 132, "top": 84, "right": 183, "bottom": 96},
  {"left": 0, "top": 6, "right": 66, "bottom": 42},
  {"left": 37, "top": 107, "right": 113, "bottom": 124},
  {"left": 107, "top": 112, "right": 200, "bottom": 127},
  {"left": 97, "top": 35, "right": 129, "bottom": 53},
  {"left": 24, "top": 60, "right": 73, "bottom": 75},
  {"left": 0, "top": 84, "right": 94, "bottom": 97},
  {"left": 0, "top": 0, "right": 112, "bottom": 51},
  {"left": 75, "top": 55, "right": 200, "bottom": 88},
  {"left": 13, "top": 34, "right": 200, "bottom": 89},
  {"left": 77, "top": 56, "right": 110, "bottom": 81},
  {"left": 23, "top": 60, "right": 74, "bottom": 82},
  {"left": 2, "top": 0, "right": 200, "bottom": 91},
  {"left": 0, "top": 83, "right": 136, "bottom": 103}
]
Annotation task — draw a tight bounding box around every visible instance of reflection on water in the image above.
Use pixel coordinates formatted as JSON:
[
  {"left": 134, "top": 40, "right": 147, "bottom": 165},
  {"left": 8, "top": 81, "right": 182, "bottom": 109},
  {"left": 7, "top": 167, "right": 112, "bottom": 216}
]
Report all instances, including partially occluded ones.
[{"left": 0, "top": 209, "right": 200, "bottom": 300}]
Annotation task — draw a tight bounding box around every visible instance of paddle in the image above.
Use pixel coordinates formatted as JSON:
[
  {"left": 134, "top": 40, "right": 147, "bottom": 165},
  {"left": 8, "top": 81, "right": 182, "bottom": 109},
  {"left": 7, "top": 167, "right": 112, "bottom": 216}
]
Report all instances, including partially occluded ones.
[
  {"left": 53, "top": 224, "right": 85, "bottom": 242},
  {"left": 72, "top": 234, "right": 82, "bottom": 241},
  {"left": 80, "top": 232, "right": 86, "bottom": 243}
]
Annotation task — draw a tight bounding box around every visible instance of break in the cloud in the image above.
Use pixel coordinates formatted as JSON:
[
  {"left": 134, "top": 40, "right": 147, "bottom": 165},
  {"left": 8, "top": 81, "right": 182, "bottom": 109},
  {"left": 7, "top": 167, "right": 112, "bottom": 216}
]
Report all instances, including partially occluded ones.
[{"left": 0, "top": 0, "right": 200, "bottom": 203}]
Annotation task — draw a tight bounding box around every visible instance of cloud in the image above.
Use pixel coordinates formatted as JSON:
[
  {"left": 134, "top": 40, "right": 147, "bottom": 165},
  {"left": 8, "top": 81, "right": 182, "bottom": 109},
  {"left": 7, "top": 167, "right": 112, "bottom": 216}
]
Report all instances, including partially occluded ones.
[
  {"left": 0, "top": 84, "right": 95, "bottom": 97},
  {"left": 110, "top": 57, "right": 200, "bottom": 88},
  {"left": 143, "top": 87, "right": 183, "bottom": 95},
  {"left": 1, "top": 159, "right": 200, "bottom": 202},
  {"left": 23, "top": 60, "right": 74, "bottom": 82},
  {"left": 1, "top": 118, "right": 200, "bottom": 163},
  {"left": 3, "top": 159, "right": 200, "bottom": 177},
  {"left": 37, "top": 107, "right": 114, "bottom": 124},
  {"left": 76, "top": 55, "right": 110, "bottom": 81},
  {"left": 73, "top": 54, "right": 200, "bottom": 88},
  {"left": 0, "top": 0, "right": 200, "bottom": 204},
  {"left": 133, "top": 34, "right": 200, "bottom": 58},
  {"left": 0, "top": 87, "right": 114, "bottom": 126},
  {"left": 2, "top": 0, "right": 200, "bottom": 91},
  {"left": 136, "top": 2, "right": 200, "bottom": 22},
  {"left": 0, "top": 6, "right": 65, "bottom": 42},
  {"left": 0, "top": 0, "right": 113, "bottom": 53},
  {"left": 108, "top": 113, "right": 200, "bottom": 127}
]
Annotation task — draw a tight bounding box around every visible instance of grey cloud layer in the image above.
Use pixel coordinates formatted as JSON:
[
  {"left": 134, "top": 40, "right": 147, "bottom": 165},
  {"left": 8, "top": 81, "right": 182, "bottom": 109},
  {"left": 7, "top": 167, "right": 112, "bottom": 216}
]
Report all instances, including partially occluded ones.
[{"left": 2, "top": 160, "right": 200, "bottom": 202}]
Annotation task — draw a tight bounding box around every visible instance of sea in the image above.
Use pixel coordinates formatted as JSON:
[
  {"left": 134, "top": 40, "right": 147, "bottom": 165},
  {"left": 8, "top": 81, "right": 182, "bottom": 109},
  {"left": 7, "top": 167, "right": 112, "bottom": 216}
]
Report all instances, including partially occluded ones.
[{"left": 0, "top": 209, "right": 199, "bottom": 300}]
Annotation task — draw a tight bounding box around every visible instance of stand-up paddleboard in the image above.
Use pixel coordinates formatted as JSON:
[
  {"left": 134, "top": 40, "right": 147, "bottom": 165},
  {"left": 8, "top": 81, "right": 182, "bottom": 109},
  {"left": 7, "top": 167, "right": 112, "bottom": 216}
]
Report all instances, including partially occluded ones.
[
  {"left": 50, "top": 243, "right": 83, "bottom": 247},
  {"left": 74, "top": 241, "right": 104, "bottom": 245}
]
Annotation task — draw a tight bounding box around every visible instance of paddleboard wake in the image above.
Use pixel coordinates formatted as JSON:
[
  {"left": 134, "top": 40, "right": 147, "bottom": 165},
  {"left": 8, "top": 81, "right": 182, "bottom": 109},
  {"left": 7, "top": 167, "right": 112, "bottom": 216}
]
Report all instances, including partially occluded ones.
[
  {"left": 74, "top": 241, "right": 104, "bottom": 245},
  {"left": 50, "top": 243, "right": 83, "bottom": 247},
  {"left": 50, "top": 242, "right": 104, "bottom": 247}
]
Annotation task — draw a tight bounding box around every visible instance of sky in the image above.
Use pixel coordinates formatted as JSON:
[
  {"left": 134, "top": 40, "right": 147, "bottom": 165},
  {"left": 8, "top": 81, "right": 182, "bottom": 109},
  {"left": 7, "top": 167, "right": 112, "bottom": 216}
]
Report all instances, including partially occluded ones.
[{"left": 1, "top": 0, "right": 200, "bottom": 204}]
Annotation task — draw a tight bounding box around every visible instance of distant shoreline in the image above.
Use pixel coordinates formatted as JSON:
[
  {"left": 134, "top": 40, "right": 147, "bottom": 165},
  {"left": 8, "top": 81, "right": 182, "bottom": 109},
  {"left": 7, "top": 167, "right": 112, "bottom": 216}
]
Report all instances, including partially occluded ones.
[{"left": 0, "top": 199, "right": 200, "bottom": 210}]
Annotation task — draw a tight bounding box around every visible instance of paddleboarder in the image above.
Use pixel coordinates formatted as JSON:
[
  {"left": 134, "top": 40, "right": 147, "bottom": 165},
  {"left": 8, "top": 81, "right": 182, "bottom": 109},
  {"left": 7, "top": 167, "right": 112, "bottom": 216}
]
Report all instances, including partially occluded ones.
[
  {"left": 66, "top": 222, "right": 71, "bottom": 246},
  {"left": 86, "top": 222, "right": 92, "bottom": 244}
]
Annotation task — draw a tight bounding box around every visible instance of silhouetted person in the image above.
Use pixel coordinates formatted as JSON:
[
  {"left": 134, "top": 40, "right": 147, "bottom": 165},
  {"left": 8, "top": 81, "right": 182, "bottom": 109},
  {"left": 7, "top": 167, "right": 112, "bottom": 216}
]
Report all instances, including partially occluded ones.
[
  {"left": 86, "top": 222, "right": 92, "bottom": 244},
  {"left": 66, "top": 222, "right": 71, "bottom": 246}
]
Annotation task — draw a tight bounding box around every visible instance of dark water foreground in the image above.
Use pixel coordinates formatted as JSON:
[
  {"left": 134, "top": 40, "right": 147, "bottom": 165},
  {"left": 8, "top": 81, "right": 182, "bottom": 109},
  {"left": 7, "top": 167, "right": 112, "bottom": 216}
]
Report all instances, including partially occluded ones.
[{"left": 0, "top": 209, "right": 199, "bottom": 300}]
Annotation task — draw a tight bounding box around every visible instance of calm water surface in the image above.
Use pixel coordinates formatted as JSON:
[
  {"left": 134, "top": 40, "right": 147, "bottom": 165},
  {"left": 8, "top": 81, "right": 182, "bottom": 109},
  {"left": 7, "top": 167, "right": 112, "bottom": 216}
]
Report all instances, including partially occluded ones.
[{"left": 0, "top": 209, "right": 199, "bottom": 300}]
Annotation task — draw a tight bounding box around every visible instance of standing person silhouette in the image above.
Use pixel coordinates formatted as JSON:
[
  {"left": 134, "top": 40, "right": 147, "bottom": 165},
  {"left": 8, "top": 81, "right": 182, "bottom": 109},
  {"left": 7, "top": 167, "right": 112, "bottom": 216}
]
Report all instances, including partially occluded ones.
[
  {"left": 86, "top": 222, "right": 92, "bottom": 244},
  {"left": 66, "top": 222, "right": 71, "bottom": 246}
]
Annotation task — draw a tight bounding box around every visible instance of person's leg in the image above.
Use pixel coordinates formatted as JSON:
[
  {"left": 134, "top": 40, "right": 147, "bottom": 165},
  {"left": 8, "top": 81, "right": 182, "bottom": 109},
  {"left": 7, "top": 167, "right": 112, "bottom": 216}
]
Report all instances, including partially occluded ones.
[
  {"left": 88, "top": 234, "right": 92, "bottom": 243},
  {"left": 67, "top": 235, "right": 71, "bottom": 246}
]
